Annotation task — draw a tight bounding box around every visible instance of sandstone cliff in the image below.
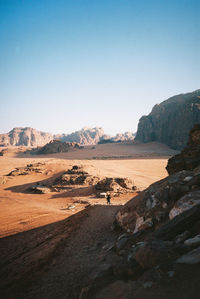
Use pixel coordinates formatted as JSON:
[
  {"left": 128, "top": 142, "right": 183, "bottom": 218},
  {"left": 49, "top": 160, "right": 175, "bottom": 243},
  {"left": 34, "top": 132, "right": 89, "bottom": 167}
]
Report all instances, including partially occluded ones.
[
  {"left": 0, "top": 127, "right": 53, "bottom": 147},
  {"left": 54, "top": 127, "right": 105, "bottom": 145},
  {"left": 135, "top": 89, "right": 200, "bottom": 150}
]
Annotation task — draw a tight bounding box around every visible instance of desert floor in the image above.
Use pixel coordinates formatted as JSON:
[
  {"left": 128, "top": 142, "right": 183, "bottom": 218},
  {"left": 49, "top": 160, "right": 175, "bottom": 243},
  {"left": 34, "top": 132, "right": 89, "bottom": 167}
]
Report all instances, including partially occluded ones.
[{"left": 0, "top": 142, "right": 178, "bottom": 298}]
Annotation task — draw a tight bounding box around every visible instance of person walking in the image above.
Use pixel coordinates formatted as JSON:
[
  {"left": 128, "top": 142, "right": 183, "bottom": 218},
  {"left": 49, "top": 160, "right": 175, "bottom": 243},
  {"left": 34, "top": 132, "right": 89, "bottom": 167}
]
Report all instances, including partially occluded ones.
[{"left": 106, "top": 193, "right": 111, "bottom": 205}]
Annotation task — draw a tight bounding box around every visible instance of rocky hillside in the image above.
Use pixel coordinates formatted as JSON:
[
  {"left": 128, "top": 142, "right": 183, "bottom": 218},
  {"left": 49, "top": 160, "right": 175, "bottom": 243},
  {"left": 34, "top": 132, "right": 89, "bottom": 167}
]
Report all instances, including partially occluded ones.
[
  {"left": 55, "top": 127, "right": 105, "bottom": 145},
  {"left": 31, "top": 140, "right": 82, "bottom": 155},
  {"left": 99, "top": 132, "right": 135, "bottom": 144},
  {"left": 84, "top": 125, "right": 200, "bottom": 298},
  {"left": 135, "top": 89, "right": 200, "bottom": 150},
  {"left": 0, "top": 127, "right": 53, "bottom": 147}
]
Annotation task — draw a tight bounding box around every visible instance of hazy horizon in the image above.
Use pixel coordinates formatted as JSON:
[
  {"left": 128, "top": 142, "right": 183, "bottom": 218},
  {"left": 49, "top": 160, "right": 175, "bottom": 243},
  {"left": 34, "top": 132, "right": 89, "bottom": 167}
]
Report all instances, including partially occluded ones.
[{"left": 0, "top": 0, "right": 199, "bottom": 135}]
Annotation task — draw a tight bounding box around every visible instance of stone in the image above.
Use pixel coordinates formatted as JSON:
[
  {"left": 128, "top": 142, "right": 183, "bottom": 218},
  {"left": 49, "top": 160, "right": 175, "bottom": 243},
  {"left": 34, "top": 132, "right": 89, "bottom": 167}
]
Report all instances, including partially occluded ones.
[
  {"left": 143, "top": 281, "right": 153, "bottom": 288},
  {"left": 116, "top": 237, "right": 129, "bottom": 249},
  {"left": 155, "top": 204, "right": 200, "bottom": 240},
  {"left": 166, "top": 124, "right": 200, "bottom": 173},
  {"left": 175, "top": 231, "right": 191, "bottom": 244},
  {"left": 184, "top": 234, "right": 200, "bottom": 247},
  {"left": 176, "top": 246, "right": 200, "bottom": 264},
  {"left": 169, "top": 191, "right": 200, "bottom": 220}
]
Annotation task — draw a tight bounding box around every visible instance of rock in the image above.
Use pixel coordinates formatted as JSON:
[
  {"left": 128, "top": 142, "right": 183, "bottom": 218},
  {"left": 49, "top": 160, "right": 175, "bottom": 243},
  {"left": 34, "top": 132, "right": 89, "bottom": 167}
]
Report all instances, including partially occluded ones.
[
  {"left": 175, "top": 231, "right": 191, "bottom": 244},
  {"left": 31, "top": 186, "right": 51, "bottom": 194},
  {"left": 95, "top": 177, "right": 136, "bottom": 194},
  {"left": 0, "top": 127, "right": 53, "bottom": 147},
  {"left": 7, "top": 163, "right": 45, "bottom": 176},
  {"left": 143, "top": 281, "right": 153, "bottom": 288},
  {"left": 134, "top": 240, "right": 175, "bottom": 269},
  {"left": 176, "top": 246, "right": 200, "bottom": 264},
  {"left": 169, "top": 191, "right": 200, "bottom": 219},
  {"left": 113, "top": 259, "right": 143, "bottom": 280},
  {"left": 133, "top": 217, "right": 153, "bottom": 233},
  {"left": 166, "top": 124, "right": 200, "bottom": 174},
  {"left": 55, "top": 127, "right": 105, "bottom": 145},
  {"left": 135, "top": 90, "right": 200, "bottom": 150},
  {"left": 184, "top": 234, "right": 200, "bottom": 247},
  {"left": 34, "top": 140, "right": 82, "bottom": 155},
  {"left": 155, "top": 204, "right": 200, "bottom": 240},
  {"left": 116, "top": 237, "right": 129, "bottom": 249}
]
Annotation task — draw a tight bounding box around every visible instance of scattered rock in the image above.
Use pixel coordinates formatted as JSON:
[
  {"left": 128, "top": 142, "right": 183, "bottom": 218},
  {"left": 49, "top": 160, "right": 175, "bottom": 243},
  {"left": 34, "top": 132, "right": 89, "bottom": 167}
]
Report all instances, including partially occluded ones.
[
  {"left": 184, "top": 234, "right": 200, "bottom": 247},
  {"left": 176, "top": 246, "right": 200, "bottom": 264}
]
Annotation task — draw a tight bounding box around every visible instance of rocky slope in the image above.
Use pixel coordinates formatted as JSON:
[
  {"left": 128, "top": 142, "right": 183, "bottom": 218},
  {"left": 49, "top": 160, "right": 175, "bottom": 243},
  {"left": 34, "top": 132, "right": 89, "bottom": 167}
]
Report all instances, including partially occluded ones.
[
  {"left": 99, "top": 132, "right": 135, "bottom": 144},
  {"left": 83, "top": 124, "right": 200, "bottom": 298},
  {"left": 0, "top": 127, "right": 53, "bottom": 147},
  {"left": 74, "top": 124, "right": 200, "bottom": 298},
  {"left": 135, "top": 89, "right": 200, "bottom": 150},
  {"left": 166, "top": 124, "right": 200, "bottom": 174},
  {"left": 31, "top": 140, "right": 82, "bottom": 155}
]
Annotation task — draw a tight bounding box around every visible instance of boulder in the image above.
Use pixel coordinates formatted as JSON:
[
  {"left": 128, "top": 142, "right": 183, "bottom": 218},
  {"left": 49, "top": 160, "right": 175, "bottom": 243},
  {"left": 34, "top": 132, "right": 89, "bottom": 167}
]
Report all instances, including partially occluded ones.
[{"left": 167, "top": 124, "right": 200, "bottom": 174}]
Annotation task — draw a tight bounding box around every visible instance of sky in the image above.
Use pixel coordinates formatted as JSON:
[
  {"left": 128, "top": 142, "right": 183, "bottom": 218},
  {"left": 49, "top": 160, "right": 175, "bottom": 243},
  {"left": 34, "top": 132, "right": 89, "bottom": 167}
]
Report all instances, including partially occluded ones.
[{"left": 0, "top": 0, "right": 199, "bottom": 135}]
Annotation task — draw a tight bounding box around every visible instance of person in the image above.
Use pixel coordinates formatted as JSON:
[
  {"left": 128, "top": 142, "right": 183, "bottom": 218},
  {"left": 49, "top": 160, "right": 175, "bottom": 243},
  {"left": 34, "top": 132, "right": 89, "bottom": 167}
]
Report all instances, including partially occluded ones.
[{"left": 106, "top": 193, "right": 111, "bottom": 205}]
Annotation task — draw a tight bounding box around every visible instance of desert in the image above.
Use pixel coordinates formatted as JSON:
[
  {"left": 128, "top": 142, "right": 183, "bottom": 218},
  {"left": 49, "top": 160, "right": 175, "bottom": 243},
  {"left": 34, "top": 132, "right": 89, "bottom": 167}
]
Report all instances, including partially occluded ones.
[
  {"left": 1, "top": 1, "right": 199, "bottom": 298},
  {"left": 0, "top": 140, "right": 175, "bottom": 297}
]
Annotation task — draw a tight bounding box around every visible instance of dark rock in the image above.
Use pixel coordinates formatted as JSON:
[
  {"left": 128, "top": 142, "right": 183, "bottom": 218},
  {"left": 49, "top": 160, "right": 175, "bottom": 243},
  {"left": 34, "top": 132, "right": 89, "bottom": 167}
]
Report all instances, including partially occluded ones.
[
  {"left": 176, "top": 246, "right": 200, "bottom": 264},
  {"left": 167, "top": 124, "right": 200, "bottom": 174},
  {"left": 154, "top": 203, "right": 200, "bottom": 240}
]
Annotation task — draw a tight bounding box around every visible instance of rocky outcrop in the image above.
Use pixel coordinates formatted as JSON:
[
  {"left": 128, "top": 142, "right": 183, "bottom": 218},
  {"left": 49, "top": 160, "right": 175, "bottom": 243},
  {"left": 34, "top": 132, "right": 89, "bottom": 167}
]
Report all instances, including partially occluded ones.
[
  {"left": 32, "top": 140, "right": 82, "bottom": 155},
  {"left": 55, "top": 127, "right": 105, "bottom": 145},
  {"left": 135, "top": 89, "right": 200, "bottom": 150},
  {"left": 0, "top": 127, "right": 53, "bottom": 147},
  {"left": 166, "top": 124, "right": 200, "bottom": 174},
  {"left": 98, "top": 132, "right": 135, "bottom": 144},
  {"left": 80, "top": 126, "right": 200, "bottom": 298}
]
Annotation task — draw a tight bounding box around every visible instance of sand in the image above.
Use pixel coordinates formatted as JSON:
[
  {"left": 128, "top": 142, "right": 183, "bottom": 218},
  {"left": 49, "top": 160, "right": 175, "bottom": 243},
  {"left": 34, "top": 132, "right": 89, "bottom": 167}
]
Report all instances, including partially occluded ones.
[
  {"left": 0, "top": 142, "right": 178, "bottom": 298},
  {"left": 0, "top": 142, "right": 177, "bottom": 238}
]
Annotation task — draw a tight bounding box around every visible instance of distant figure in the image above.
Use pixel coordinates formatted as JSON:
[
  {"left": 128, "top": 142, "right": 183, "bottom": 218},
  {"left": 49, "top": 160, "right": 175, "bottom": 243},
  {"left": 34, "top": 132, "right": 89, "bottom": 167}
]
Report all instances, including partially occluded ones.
[{"left": 106, "top": 193, "right": 111, "bottom": 205}]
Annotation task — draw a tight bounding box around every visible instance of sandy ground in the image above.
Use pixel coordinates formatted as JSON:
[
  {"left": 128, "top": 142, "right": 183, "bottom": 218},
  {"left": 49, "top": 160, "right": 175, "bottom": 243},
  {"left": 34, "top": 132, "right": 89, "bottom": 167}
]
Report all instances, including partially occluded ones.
[
  {"left": 0, "top": 142, "right": 177, "bottom": 298},
  {"left": 0, "top": 142, "right": 177, "bottom": 238}
]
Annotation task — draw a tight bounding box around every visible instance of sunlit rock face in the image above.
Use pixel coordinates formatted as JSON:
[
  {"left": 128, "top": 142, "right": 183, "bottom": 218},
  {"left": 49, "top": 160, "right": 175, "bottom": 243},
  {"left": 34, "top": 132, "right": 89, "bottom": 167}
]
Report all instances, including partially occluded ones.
[
  {"left": 0, "top": 127, "right": 53, "bottom": 147},
  {"left": 135, "top": 90, "right": 200, "bottom": 150}
]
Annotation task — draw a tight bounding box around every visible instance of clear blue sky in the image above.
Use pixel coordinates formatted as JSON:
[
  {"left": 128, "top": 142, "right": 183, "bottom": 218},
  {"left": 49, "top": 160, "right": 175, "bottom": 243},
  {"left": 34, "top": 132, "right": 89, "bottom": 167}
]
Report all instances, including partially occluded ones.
[{"left": 0, "top": 0, "right": 199, "bottom": 135}]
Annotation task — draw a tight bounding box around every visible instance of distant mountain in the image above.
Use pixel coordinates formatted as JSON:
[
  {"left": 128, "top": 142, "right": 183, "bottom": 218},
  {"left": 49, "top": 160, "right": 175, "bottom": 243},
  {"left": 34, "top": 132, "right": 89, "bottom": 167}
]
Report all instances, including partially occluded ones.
[
  {"left": 98, "top": 132, "right": 135, "bottom": 144},
  {"left": 0, "top": 127, "right": 53, "bottom": 147},
  {"left": 54, "top": 127, "right": 105, "bottom": 145},
  {"left": 135, "top": 90, "right": 200, "bottom": 150},
  {"left": 0, "top": 126, "right": 135, "bottom": 147}
]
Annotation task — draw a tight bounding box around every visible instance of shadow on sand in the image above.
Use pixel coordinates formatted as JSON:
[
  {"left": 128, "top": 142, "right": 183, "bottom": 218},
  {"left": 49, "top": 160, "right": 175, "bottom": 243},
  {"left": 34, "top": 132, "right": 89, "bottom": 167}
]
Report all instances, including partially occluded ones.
[{"left": 0, "top": 204, "right": 122, "bottom": 299}]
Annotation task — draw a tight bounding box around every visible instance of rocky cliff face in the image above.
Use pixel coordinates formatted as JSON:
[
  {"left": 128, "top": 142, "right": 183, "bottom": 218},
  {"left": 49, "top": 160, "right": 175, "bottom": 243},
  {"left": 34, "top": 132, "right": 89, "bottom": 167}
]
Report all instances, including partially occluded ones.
[
  {"left": 54, "top": 127, "right": 105, "bottom": 145},
  {"left": 0, "top": 127, "right": 53, "bottom": 147},
  {"left": 135, "top": 90, "right": 200, "bottom": 150}
]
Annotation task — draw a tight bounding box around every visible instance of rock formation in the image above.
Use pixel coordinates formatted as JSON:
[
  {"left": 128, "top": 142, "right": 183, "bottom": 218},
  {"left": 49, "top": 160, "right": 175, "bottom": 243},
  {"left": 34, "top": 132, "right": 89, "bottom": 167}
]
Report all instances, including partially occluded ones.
[
  {"left": 32, "top": 140, "right": 82, "bottom": 155},
  {"left": 0, "top": 127, "right": 136, "bottom": 147},
  {"left": 0, "top": 127, "right": 53, "bottom": 147},
  {"left": 135, "top": 89, "right": 200, "bottom": 150},
  {"left": 55, "top": 127, "right": 105, "bottom": 145},
  {"left": 80, "top": 124, "right": 200, "bottom": 298},
  {"left": 166, "top": 124, "right": 200, "bottom": 174},
  {"left": 98, "top": 132, "right": 135, "bottom": 144}
]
